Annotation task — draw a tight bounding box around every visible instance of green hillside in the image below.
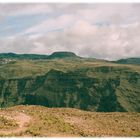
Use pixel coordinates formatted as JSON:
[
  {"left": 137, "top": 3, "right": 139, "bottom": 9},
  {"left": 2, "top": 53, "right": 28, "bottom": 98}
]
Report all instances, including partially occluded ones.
[
  {"left": 0, "top": 54, "right": 140, "bottom": 112},
  {"left": 116, "top": 58, "right": 140, "bottom": 65}
]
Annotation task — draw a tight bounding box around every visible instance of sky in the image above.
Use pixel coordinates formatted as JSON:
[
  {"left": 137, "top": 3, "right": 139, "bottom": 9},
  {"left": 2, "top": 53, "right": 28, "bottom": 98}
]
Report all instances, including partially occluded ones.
[{"left": 0, "top": 3, "right": 140, "bottom": 60}]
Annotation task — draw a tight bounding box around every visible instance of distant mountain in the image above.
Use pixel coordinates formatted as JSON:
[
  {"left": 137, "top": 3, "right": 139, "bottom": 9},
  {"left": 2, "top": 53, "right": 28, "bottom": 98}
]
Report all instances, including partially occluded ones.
[
  {"left": 47, "top": 51, "right": 79, "bottom": 59},
  {"left": 0, "top": 53, "right": 48, "bottom": 60},
  {"left": 116, "top": 58, "right": 140, "bottom": 65},
  {"left": 0, "top": 52, "right": 79, "bottom": 60},
  {"left": 0, "top": 53, "right": 140, "bottom": 64}
]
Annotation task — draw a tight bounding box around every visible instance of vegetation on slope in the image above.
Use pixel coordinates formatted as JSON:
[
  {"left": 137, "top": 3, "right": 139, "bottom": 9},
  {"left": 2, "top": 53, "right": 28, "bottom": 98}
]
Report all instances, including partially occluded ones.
[{"left": 0, "top": 58, "right": 139, "bottom": 112}]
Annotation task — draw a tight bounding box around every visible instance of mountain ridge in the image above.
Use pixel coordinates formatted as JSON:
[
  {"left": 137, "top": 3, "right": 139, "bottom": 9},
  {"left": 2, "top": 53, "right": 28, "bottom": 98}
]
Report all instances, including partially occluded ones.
[
  {"left": 0, "top": 52, "right": 140, "bottom": 65},
  {"left": 0, "top": 51, "right": 79, "bottom": 60}
]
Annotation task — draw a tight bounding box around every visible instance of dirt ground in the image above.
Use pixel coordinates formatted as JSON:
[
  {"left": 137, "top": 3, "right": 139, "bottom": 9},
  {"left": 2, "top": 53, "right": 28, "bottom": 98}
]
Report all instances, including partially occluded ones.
[{"left": 0, "top": 105, "right": 139, "bottom": 137}]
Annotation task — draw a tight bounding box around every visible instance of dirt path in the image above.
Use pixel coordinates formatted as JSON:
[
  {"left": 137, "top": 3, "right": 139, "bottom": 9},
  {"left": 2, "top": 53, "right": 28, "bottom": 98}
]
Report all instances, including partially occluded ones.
[{"left": 0, "top": 112, "right": 31, "bottom": 135}]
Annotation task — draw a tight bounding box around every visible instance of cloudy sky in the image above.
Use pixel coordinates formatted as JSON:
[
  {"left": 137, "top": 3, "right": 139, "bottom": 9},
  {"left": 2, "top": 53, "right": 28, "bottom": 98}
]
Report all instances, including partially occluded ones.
[{"left": 0, "top": 3, "right": 140, "bottom": 60}]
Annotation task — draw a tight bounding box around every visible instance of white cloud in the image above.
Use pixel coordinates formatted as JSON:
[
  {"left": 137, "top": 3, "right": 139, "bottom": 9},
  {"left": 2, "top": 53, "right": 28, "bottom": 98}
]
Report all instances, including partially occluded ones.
[
  {"left": 24, "top": 14, "right": 75, "bottom": 35},
  {"left": 33, "top": 22, "right": 140, "bottom": 60}
]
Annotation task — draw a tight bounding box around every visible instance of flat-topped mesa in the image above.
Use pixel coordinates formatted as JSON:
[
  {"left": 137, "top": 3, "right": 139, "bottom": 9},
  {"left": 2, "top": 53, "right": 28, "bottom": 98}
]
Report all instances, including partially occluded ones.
[{"left": 47, "top": 51, "right": 78, "bottom": 59}]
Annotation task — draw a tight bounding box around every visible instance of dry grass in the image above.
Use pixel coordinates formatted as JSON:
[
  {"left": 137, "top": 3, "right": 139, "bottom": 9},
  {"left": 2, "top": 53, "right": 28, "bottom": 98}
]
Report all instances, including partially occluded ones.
[
  {"left": 0, "top": 105, "right": 140, "bottom": 137},
  {"left": 0, "top": 115, "right": 18, "bottom": 130}
]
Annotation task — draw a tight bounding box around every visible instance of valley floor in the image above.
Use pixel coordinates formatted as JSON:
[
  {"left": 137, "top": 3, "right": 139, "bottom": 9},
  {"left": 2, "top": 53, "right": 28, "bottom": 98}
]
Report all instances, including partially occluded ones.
[{"left": 0, "top": 105, "right": 139, "bottom": 137}]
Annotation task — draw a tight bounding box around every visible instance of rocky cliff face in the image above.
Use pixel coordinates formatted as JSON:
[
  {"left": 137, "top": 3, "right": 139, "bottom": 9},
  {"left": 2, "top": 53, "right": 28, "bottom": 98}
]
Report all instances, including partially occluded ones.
[{"left": 0, "top": 68, "right": 139, "bottom": 112}]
